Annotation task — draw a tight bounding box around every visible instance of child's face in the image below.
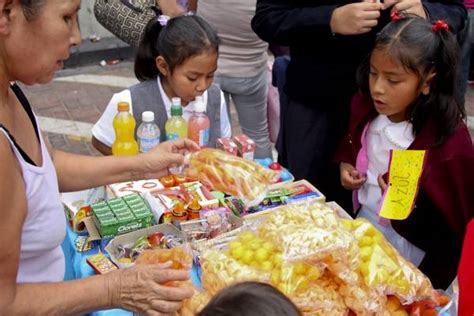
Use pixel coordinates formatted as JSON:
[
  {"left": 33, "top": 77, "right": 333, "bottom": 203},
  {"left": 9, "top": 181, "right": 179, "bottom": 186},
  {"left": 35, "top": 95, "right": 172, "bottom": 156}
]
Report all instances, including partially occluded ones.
[
  {"left": 158, "top": 50, "right": 218, "bottom": 105},
  {"left": 369, "top": 48, "right": 431, "bottom": 122}
]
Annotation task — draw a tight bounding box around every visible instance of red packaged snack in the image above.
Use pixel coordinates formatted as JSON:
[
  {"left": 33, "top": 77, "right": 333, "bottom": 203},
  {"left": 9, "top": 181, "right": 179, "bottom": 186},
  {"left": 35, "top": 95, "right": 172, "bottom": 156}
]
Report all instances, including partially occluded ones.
[
  {"left": 216, "top": 138, "right": 238, "bottom": 156},
  {"left": 233, "top": 134, "right": 256, "bottom": 160}
]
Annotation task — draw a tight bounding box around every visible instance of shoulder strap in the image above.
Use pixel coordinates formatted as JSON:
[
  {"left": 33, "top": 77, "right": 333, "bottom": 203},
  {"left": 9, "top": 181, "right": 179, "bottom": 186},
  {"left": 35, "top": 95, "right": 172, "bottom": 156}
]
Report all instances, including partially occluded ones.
[
  {"left": 0, "top": 124, "right": 36, "bottom": 165},
  {"left": 130, "top": 79, "right": 168, "bottom": 142},
  {"left": 206, "top": 84, "right": 222, "bottom": 148},
  {"left": 10, "top": 84, "right": 40, "bottom": 141}
]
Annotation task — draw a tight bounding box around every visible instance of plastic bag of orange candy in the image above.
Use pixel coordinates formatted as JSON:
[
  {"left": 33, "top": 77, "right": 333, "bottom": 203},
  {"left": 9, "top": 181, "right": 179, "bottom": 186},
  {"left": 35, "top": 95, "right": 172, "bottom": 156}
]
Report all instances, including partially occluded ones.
[{"left": 185, "top": 148, "right": 279, "bottom": 207}]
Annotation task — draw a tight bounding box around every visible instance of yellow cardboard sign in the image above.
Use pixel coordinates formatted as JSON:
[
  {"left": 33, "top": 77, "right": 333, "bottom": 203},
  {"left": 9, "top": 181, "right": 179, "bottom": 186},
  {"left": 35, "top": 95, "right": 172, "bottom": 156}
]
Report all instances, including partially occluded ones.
[{"left": 379, "top": 150, "right": 426, "bottom": 220}]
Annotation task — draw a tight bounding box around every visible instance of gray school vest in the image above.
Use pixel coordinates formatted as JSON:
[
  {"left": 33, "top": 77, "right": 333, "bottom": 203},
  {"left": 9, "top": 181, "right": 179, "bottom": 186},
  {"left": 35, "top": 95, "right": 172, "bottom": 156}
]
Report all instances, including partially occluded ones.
[{"left": 129, "top": 80, "right": 222, "bottom": 147}]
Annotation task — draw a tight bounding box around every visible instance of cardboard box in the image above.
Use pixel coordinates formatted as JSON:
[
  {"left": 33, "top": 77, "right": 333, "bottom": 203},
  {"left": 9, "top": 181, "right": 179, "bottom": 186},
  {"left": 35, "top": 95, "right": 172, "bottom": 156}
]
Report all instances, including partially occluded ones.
[
  {"left": 105, "top": 224, "right": 185, "bottom": 268},
  {"left": 62, "top": 187, "right": 107, "bottom": 232},
  {"left": 216, "top": 137, "right": 238, "bottom": 156},
  {"left": 91, "top": 194, "right": 155, "bottom": 238},
  {"left": 109, "top": 179, "right": 164, "bottom": 197},
  {"left": 233, "top": 134, "right": 256, "bottom": 160}
]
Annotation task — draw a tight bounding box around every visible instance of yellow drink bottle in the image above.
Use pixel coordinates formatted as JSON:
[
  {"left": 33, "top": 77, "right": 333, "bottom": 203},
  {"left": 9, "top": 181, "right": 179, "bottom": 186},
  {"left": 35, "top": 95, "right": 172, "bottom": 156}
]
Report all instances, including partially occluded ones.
[
  {"left": 112, "top": 101, "right": 139, "bottom": 156},
  {"left": 165, "top": 97, "right": 188, "bottom": 140}
]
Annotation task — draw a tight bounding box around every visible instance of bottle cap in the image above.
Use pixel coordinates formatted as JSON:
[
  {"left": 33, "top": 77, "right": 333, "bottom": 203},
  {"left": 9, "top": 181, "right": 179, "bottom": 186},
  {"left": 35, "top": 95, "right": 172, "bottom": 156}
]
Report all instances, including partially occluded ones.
[
  {"left": 194, "top": 96, "right": 206, "bottom": 113},
  {"left": 117, "top": 101, "right": 130, "bottom": 112},
  {"left": 171, "top": 104, "right": 183, "bottom": 116},
  {"left": 171, "top": 97, "right": 181, "bottom": 106},
  {"left": 188, "top": 194, "right": 202, "bottom": 212},
  {"left": 142, "top": 111, "right": 155, "bottom": 122}
]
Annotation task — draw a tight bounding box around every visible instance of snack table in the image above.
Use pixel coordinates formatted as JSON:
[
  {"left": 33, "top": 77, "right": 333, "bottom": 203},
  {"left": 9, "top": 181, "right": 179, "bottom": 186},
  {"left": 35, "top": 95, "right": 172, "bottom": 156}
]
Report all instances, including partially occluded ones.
[{"left": 62, "top": 225, "right": 201, "bottom": 316}]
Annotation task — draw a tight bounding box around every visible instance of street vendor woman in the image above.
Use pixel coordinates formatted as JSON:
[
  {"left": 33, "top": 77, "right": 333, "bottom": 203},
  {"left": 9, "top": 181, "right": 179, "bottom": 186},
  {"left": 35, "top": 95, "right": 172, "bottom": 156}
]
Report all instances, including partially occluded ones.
[{"left": 0, "top": 0, "right": 200, "bottom": 314}]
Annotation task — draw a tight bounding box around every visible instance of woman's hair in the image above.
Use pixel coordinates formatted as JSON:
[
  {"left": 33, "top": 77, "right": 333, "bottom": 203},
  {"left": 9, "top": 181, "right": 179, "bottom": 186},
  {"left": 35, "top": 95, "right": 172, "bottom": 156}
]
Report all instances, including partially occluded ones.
[
  {"left": 197, "top": 282, "right": 302, "bottom": 316},
  {"left": 20, "top": 0, "right": 44, "bottom": 20},
  {"left": 134, "top": 14, "right": 219, "bottom": 81},
  {"left": 357, "top": 15, "right": 465, "bottom": 144}
]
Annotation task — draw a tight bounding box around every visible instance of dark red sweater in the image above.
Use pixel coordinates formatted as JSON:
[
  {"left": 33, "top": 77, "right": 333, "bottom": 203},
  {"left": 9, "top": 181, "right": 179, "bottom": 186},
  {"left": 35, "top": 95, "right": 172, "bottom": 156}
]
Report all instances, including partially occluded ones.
[{"left": 335, "top": 93, "right": 474, "bottom": 289}]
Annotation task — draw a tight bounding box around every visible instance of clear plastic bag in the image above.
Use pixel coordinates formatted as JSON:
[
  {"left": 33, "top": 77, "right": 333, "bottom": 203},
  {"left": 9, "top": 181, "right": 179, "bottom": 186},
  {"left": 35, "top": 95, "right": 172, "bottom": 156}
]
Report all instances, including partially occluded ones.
[{"left": 185, "top": 149, "right": 278, "bottom": 207}]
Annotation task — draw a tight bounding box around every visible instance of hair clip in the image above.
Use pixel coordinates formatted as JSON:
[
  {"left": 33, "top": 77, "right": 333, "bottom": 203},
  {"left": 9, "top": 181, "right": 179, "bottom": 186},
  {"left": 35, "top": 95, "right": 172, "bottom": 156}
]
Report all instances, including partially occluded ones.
[
  {"left": 432, "top": 20, "right": 449, "bottom": 32},
  {"left": 157, "top": 15, "right": 170, "bottom": 27},
  {"left": 390, "top": 11, "right": 401, "bottom": 21}
]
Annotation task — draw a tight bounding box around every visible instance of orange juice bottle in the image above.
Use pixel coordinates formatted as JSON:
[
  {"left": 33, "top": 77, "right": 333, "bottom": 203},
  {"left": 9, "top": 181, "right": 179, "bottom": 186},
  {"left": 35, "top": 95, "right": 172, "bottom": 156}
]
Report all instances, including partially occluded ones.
[
  {"left": 112, "top": 101, "right": 139, "bottom": 156},
  {"left": 188, "top": 96, "right": 210, "bottom": 147}
]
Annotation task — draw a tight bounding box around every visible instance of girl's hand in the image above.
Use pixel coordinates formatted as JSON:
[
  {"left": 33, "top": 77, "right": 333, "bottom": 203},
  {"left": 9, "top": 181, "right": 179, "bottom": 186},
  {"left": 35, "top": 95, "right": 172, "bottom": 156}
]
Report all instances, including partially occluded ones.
[
  {"left": 140, "top": 139, "right": 200, "bottom": 179},
  {"left": 340, "top": 162, "right": 367, "bottom": 190},
  {"left": 330, "top": 2, "right": 383, "bottom": 35},
  {"left": 106, "top": 262, "right": 194, "bottom": 315},
  {"left": 377, "top": 174, "right": 388, "bottom": 193},
  {"left": 382, "top": 0, "right": 427, "bottom": 19}
]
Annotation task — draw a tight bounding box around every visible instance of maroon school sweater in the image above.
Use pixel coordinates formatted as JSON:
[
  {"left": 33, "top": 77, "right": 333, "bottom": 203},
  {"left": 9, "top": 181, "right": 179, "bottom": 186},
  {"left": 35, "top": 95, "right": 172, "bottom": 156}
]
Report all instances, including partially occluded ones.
[{"left": 335, "top": 93, "right": 474, "bottom": 289}]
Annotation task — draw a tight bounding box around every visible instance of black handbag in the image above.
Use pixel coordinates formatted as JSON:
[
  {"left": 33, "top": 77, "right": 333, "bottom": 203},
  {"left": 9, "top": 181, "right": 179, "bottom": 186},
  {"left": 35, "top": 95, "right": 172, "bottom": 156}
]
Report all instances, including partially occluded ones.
[{"left": 94, "top": 0, "right": 158, "bottom": 47}]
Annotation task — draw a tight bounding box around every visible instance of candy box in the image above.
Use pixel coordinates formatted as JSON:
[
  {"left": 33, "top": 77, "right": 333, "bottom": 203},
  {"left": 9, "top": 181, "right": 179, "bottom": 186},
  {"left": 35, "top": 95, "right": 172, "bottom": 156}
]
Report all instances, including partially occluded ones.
[
  {"left": 233, "top": 134, "right": 256, "bottom": 160},
  {"left": 216, "top": 137, "right": 238, "bottom": 156},
  {"left": 105, "top": 224, "right": 185, "bottom": 268},
  {"left": 61, "top": 186, "right": 107, "bottom": 232},
  {"left": 91, "top": 194, "right": 155, "bottom": 238},
  {"left": 109, "top": 179, "right": 164, "bottom": 197}
]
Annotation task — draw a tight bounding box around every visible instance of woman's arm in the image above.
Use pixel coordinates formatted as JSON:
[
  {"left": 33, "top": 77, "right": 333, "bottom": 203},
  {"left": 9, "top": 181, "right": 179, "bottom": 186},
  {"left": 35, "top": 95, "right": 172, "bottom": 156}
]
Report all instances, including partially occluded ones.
[{"left": 50, "top": 139, "right": 199, "bottom": 192}]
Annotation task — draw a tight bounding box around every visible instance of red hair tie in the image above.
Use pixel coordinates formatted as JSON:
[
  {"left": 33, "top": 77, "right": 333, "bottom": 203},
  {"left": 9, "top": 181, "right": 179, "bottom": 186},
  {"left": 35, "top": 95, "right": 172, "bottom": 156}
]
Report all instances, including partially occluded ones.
[
  {"left": 390, "top": 11, "right": 401, "bottom": 21},
  {"left": 432, "top": 20, "right": 449, "bottom": 32}
]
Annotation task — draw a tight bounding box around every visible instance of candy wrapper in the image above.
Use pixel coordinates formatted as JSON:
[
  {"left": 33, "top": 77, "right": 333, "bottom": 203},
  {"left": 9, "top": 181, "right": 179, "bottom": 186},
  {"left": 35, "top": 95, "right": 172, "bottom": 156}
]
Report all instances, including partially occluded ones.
[
  {"left": 341, "top": 218, "right": 433, "bottom": 303},
  {"left": 185, "top": 149, "right": 278, "bottom": 207}
]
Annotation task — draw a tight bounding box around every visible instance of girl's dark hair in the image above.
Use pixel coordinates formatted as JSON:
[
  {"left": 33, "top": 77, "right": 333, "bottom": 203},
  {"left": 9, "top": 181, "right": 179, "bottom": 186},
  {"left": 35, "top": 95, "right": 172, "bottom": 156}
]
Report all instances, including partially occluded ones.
[
  {"left": 134, "top": 14, "right": 219, "bottom": 81},
  {"left": 20, "top": 0, "right": 44, "bottom": 20},
  {"left": 197, "top": 282, "right": 302, "bottom": 316},
  {"left": 357, "top": 15, "right": 466, "bottom": 145}
]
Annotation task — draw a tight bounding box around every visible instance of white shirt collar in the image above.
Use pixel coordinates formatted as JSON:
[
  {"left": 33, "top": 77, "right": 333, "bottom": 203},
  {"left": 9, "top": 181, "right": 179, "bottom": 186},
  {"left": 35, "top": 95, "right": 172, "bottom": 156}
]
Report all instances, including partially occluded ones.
[{"left": 370, "top": 115, "right": 414, "bottom": 149}]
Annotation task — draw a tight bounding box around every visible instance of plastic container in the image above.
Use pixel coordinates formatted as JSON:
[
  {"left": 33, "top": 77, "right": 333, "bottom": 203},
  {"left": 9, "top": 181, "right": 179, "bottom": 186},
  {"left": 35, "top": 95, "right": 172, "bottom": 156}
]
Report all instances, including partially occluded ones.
[
  {"left": 165, "top": 97, "right": 188, "bottom": 140},
  {"left": 112, "top": 101, "right": 139, "bottom": 156},
  {"left": 188, "top": 96, "right": 210, "bottom": 147},
  {"left": 137, "top": 111, "right": 160, "bottom": 153}
]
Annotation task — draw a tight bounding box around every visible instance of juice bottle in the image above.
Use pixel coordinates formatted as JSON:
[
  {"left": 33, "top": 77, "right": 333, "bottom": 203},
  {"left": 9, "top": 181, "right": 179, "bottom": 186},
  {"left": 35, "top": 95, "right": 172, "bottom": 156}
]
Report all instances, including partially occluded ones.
[
  {"left": 188, "top": 96, "right": 210, "bottom": 147},
  {"left": 165, "top": 97, "right": 188, "bottom": 140},
  {"left": 112, "top": 101, "right": 139, "bottom": 156},
  {"left": 137, "top": 111, "right": 160, "bottom": 153}
]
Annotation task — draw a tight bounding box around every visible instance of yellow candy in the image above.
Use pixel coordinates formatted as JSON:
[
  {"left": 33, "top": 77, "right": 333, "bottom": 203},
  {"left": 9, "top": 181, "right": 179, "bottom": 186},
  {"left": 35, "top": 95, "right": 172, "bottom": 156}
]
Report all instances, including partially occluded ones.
[
  {"left": 261, "top": 260, "right": 273, "bottom": 271},
  {"left": 359, "top": 262, "right": 369, "bottom": 276},
  {"left": 239, "top": 231, "right": 256, "bottom": 243},
  {"left": 392, "top": 310, "right": 408, "bottom": 316},
  {"left": 255, "top": 248, "right": 270, "bottom": 262},
  {"left": 272, "top": 253, "right": 283, "bottom": 267},
  {"left": 359, "top": 236, "right": 373, "bottom": 247},
  {"left": 250, "top": 241, "right": 263, "bottom": 250},
  {"left": 229, "top": 240, "right": 243, "bottom": 250},
  {"left": 231, "top": 246, "right": 244, "bottom": 260},
  {"left": 306, "top": 266, "right": 321, "bottom": 281},
  {"left": 262, "top": 241, "right": 274, "bottom": 252},
  {"left": 360, "top": 246, "right": 373, "bottom": 261},
  {"left": 271, "top": 269, "right": 281, "bottom": 285},
  {"left": 293, "top": 262, "right": 308, "bottom": 275},
  {"left": 242, "top": 249, "right": 254, "bottom": 264}
]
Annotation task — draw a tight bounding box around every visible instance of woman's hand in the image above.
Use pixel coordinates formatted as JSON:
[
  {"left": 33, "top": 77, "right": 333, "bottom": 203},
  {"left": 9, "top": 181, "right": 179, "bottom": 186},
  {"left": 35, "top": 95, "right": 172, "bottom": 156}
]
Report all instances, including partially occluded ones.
[
  {"left": 330, "top": 2, "right": 383, "bottom": 35},
  {"left": 156, "top": 0, "right": 185, "bottom": 17},
  {"left": 382, "top": 0, "right": 427, "bottom": 19},
  {"left": 106, "top": 262, "right": 194, "bottom": 315},
  {"left": 140, "top": 139, "right": 200, "bottom": 179},
  {"left": 340, "top": 162, "right": 367, "bottom": 190}
]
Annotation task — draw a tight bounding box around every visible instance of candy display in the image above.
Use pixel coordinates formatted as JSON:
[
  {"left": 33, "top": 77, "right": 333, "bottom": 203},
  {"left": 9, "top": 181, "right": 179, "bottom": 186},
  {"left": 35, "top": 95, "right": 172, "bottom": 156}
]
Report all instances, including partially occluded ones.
[
  {"left": 185, "top": 148, "right": 278, "bottom": 206},
  {"left": 91, "top": 194, "right": 155, "bottom": 237},
  {"left": 216, "top": 137, "right": 238, "bottom": 156},
  {"left": 233, "top": 134, "right": 256, "bottom": 160}
]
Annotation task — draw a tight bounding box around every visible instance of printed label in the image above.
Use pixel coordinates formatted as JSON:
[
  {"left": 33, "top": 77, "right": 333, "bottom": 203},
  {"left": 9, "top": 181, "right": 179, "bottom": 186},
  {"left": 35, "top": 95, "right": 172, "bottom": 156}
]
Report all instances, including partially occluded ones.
[
  {"left": 166, "top": 133, "right": 179, "bottom": 141},
  {"left": 378, "top": 150, "right": 426, "bottom": 220},
  {"left": 138, "top": 136, "right": 160, "bottom": 153},
  {"left": 199, "top": 128, "right": 210, "bottom": 146}
]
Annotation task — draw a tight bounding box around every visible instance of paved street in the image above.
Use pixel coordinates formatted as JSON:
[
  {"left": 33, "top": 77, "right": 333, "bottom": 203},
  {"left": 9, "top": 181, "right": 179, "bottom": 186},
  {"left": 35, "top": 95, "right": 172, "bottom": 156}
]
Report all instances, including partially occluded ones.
[{"left": 19, "top": 59, "right": 474, "bottom": 155}]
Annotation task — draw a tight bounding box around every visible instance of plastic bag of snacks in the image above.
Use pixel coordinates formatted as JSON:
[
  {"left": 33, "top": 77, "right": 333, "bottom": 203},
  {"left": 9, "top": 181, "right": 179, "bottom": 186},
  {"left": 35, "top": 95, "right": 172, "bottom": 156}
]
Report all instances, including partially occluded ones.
[
  {"left": 341, "top": 218, "right": 433, "bottom": 303},
  {"left": 185, "top": 148, "right": 278, "bottom": 207}
]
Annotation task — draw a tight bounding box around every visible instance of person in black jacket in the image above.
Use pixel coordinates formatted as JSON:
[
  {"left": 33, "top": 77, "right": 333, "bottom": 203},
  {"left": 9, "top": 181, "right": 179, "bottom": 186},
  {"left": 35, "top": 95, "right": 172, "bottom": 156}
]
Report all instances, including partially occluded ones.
[{"left": 251, "top": 0, "right": 466, "bottom": 209}]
